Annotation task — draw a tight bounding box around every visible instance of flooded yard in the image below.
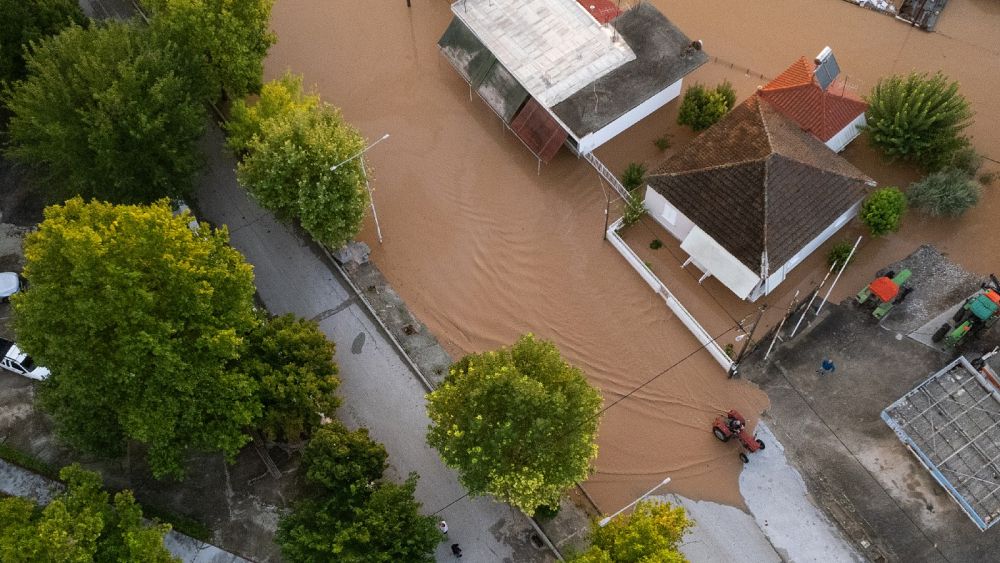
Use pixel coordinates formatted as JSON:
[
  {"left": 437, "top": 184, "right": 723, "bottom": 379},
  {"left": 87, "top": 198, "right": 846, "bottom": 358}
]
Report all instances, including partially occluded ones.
[{"left": 264, "top": 0, "right": 1000, "bottom": 511}]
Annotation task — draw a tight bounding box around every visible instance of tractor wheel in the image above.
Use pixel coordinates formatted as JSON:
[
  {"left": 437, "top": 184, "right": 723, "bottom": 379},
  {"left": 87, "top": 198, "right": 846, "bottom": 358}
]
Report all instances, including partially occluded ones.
[
  {"left": 756, "top": 439, "right": 765, "bottom": 450},
  {"left": 932, "top": 323, "right": 951, "bottom": 343},
  {"left": 740, "top": 453, "right": 750, "bottom": 464},
  {"left": 954, "top": 307, "right": 968, "bottom": 323},
  {"left": 713, "top": 428, "right": 728, "bottom": 442}
]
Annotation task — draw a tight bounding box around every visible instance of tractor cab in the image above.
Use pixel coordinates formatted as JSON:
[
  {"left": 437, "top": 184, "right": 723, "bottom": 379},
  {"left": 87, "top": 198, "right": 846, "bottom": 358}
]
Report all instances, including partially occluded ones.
[{"left": 857, "top": 269, "right": 913, "bottom": 320}]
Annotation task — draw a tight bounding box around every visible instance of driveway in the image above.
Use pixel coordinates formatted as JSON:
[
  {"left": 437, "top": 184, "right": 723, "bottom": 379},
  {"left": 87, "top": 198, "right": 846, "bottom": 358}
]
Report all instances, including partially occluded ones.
[{"left": 193, "top": 122, "right": 552, "bottom": 562}]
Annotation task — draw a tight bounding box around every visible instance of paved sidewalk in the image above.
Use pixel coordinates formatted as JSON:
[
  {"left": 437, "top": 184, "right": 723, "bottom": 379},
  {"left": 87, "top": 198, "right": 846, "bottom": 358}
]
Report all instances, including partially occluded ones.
[
  {"left": 194, "top": 122, "right": 552, "bottom": 562},
  {"left": 0, "top": 459, "right": 250, "bottom": 563}
]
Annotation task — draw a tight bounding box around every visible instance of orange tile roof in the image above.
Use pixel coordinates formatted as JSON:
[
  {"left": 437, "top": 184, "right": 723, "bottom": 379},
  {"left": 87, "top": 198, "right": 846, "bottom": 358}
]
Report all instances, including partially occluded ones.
[{"left": 759, "top": 57, "right": 867, "bottom": 142}]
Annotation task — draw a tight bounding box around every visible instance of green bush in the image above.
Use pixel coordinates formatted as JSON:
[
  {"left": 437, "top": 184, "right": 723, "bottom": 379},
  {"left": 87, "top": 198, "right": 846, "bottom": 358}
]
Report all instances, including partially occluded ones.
[
  {"left": 907, "top": 167, "right": 980, "bottom": 217},
  {"left": 948, "top": 147, "right": 983, "bottom": 178},
  {"left": 860, "top": 187, "right": 907, "bottom": 236},
  {"left": 621, "top": 162, "right": 647, "bottom": 192},
  {"left": 717, "top": 80, "right": 737, "bottom": 110},
  {"left": 653, "top": 134, "right": 671, "bottom": 151},
  {"left": 864, "top": 72, "right": 973, "bottom": 171},
  {"left": 677, "top": 82, "right": 736, "bottom": 131},
  {"left": 827, "top": 240, "right": 855, "bottom": 270},
  {"left": 621, "top": 189, "right": 646, "bottom": 229}
]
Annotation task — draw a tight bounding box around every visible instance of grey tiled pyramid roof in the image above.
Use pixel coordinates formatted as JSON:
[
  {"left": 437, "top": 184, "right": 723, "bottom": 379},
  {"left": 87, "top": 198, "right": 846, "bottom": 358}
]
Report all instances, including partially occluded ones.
[{"left": 648, "top": 95, "right": 870, "bottom": 274}]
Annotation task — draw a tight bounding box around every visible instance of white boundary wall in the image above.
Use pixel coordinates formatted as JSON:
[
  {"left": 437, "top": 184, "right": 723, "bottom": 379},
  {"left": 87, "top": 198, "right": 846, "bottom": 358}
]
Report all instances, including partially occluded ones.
[
  {"left": 607, "top": 217, "right": 733, "bottom": 371},
  {"left": 577, "top": 78, "right": 684, "bottom": 154},
  {"left": 824, "top": 113, "right": 866, "bottom": 153}
]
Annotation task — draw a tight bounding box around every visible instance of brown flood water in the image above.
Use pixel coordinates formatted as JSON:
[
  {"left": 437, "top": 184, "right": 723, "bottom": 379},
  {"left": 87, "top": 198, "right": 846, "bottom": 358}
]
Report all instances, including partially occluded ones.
[{"left": 266, "top": 0, "right": 1000, "bottom": 511}]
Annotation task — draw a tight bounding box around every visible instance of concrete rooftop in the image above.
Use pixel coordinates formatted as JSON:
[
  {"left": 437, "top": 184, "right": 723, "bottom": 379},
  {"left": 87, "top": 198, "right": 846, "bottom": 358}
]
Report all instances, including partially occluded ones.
[{"left": 452, "top": 0, "right": 635, "bottom": 107}]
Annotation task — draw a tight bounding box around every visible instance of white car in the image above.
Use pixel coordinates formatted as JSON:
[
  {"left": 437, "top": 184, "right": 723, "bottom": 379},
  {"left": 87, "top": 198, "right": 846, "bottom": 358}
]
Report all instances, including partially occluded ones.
[
  {"left": 0, "top": 338, "right": 50, "bottom": 380},
  {"left": 0, "top": 272, "right": 19, "bottom": 302}
]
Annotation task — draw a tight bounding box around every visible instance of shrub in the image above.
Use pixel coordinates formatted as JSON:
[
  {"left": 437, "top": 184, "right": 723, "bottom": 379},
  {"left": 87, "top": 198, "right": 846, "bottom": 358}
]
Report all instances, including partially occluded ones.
[
  {"left": 621, "top": 189, "right": 646, "bottom": 229},
  {"left": 864, "top": 72, "right": 973, "bottom": 171},
  {"left": 653, "top": 134, "right": 671, "bottom": 151},
  {"left": 948, "top": 146, "right": 983, "bottom": 178},
  {"left": 621, "top": 162, "right": 647, "bottom": 192},
  {"left": 649, "top": 239, "right": 663, "bottom": 250},
  {"left": 980, "top": 171, "right": 996, "bottom": 186},
  {"left": 677, "top": 82, "right": 735, "bottom": 131},
  {"left": 860, "top": 187, "right": 907, "bottom": 236},
  {"left": 827, "top": 240, "right": 855, "bottom": 270},
  {"left": 907, "top": 167, "right": 980, "bottom": 217},
  {"left": 717, "top": 80, "right": 737, "bottom": 109}
]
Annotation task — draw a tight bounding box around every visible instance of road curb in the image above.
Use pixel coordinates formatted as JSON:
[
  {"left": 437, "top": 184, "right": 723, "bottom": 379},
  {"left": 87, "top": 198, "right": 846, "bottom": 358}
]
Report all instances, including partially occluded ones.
[{"left": 318, "top": 245, "right": 437, "bottom": 393}]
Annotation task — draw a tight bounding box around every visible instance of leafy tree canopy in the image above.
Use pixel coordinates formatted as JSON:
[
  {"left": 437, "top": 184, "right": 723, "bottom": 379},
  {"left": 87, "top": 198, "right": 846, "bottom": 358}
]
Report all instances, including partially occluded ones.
[
  {"left": 243, "top": 314, "right": 341, "bottom": 442},
  {"left": 907, "top": 167, "right": 981, "bottom": 217},
  {"left": 864, "top": 72, "right": 973, "bottom": 171},
  {"left": 0, "top": 0, "right": 86, "bottom": 88},
  {"left": 677, "top": 82, "right": 735, "bottom": 131},
  {"left": 301, "top": 422, "right": 387, "bottom": 502},
  {"left": 426, "top": 333, "right": 603, "bottom": 515},
  {"left": 3, "top": 22, "right": 205, "bottom": 203},
  {"left": 227, "top": 72, "right": 320, "bottom": 155},
  {"left": 144, "top": 0, "right": 275, "bottom": 100},
  {"left": 236, "top": 93, "right": 369, "bottom": 249},
  {"left": 571, "top": 500, "right": 692, "bottom": 563},
  {"left": 14, "top": 198, "right": 260, "bottom": 479},
  {"left": 277, "top": 474, "right": 440, "bottom": 563},
  {"left": 0, "top": 465, "right": 177, "bottom": 562},
  {"left": 859, "top": 187, "right": 907, "bottom": 237}
]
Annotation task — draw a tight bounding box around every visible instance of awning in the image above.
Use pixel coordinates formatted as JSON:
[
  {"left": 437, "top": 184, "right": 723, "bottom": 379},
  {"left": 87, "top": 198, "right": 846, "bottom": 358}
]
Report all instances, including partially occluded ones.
[{"left": 680, "top": 226, "right": 761, "bottom": 299}]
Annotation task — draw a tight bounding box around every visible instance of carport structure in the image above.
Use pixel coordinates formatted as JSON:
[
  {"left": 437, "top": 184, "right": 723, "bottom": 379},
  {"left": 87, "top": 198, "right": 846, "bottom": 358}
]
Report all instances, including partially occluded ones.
[{"left": 882, "top": 356, "right": 1000, "bottom": 530}]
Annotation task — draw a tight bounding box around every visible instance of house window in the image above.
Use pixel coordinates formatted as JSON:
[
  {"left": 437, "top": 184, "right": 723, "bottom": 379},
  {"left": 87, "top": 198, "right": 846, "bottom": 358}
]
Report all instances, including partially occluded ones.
[{"left": 661, "top": 205, "right": 677, "bottom": 225}]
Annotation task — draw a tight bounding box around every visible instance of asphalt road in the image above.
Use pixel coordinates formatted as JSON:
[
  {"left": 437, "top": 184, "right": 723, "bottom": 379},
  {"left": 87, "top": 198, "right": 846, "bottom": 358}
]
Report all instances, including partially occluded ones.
[{"left": 194, "top": 123, "right": 551, "bottom": 562}]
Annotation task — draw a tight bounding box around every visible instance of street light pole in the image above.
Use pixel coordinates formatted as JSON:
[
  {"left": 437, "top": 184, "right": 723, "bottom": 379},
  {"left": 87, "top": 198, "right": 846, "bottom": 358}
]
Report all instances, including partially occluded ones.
[
  {"left": 331, "top": 133, "right": 390, "bottom": 244},
  {"left": 598, "top": 476, "right": 671, "bottom": 527}
]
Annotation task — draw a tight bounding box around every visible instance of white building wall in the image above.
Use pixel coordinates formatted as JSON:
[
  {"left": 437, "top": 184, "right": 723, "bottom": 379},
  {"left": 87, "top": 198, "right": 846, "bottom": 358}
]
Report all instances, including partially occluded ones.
[
  {"left": 824, "top": 113, "right": 867, "bottom": 153},
  {"left": 759, "top": 200, "right": 862, "bottom": 296},
  {"left": 576, "top": 79, "right": 684, "bottom": 154},
  {"left": 643, "top": 186, "right": 696, "bottom": 241}
]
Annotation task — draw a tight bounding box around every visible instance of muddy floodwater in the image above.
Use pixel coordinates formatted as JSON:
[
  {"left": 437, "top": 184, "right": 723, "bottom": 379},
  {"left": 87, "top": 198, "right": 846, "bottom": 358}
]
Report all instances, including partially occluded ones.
[{"left": 266, "top": 0, "right": 1000, "bottom": 511}]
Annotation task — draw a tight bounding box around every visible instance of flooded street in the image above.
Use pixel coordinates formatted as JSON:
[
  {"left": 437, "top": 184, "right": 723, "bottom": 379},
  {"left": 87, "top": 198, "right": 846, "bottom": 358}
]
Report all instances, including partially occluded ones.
[{"left": 265, "top": 0, "right": 999, "bottom": 511}]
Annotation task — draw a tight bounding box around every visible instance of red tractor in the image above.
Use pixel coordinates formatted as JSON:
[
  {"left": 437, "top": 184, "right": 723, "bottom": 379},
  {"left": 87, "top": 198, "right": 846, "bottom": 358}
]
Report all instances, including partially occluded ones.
[{"left": 712, "top": 410, "right": 765, "bottom": 463}]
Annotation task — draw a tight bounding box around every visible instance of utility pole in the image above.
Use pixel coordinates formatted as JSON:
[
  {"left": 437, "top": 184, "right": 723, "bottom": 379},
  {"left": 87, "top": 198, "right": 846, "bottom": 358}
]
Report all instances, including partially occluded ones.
[{"left": 729, "top": 305, "right": 766, "bottom": 379}]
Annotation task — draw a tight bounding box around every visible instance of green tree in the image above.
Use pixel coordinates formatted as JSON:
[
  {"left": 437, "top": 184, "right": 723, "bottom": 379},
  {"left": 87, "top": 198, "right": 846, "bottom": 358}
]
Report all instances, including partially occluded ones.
[
  {"left": 571, "top": 500, "right": 692, "bottom": 563},
  {"left": 677, "top": 83, "right": 733, "bottom": 131},
  {"left": 14, "top": 198, "right": 260, "bottom": 479},
  {"left": 0, "top": 465, "right": 177, "bottom": 562},
  {"left": 277, "top": 426, "right": 437, "bottom": 562},
  {"left": 620, "top": 162, "right": 647, "bottom": 193},
  {"left": 244, "top": 314, "right": 341, "bottom": 441},
  {"left": 426, "top": 333, "right": 603, "bottom": 515},
  {"left": 864, "top": 72, "right": 973, "bottom": 171},
  {"left": 3, "top": 23, "right": 205, "bottom": 204},
  {"left": 236, "top": 100, "right": 369, "bottom": 249},
  {"left": 0, "top": 0, "right": 86, "bottom": 88},
  {"left": 859, "top": 187, "right": 907, "bottom": 236},
  {"left": 277, "top": 475, "right": 440, "bottom": 563},
  {"left": 301, "top": 422, "right": 387, "bottom": 501},
  {"left": 143, "top": 0, "right": 275, "bottom": 100},
  {"left": 227, "top": 72, "right": 320, "bottom": 155},
  {"left": 907, "top": 167, "right": 980, "bottom": 217}
]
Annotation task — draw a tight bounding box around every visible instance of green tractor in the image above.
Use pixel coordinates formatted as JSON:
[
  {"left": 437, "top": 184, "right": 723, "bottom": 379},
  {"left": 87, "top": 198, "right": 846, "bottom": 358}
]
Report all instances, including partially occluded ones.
[
  {"left": 932, "top": 275, "right": 1000, "bottom": 347},
  {"left": 857, "top": 269, "right": 913, "bottom": 320}
]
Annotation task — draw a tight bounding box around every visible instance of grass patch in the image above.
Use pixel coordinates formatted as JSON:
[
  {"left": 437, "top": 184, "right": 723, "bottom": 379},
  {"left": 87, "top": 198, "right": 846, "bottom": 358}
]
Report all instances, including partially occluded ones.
[
  {"left": 0, "top": 441, "right": 60, "bottom": 480},
  {"left": 142, "top": 504, "right": 213, "bottom": 541}
]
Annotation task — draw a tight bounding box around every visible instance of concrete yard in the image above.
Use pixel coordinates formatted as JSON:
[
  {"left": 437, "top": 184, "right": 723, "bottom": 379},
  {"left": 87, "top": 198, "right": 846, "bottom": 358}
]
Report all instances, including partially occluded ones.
[{"left": 742, "top": 246, "right": 1000, "bottom": 562}]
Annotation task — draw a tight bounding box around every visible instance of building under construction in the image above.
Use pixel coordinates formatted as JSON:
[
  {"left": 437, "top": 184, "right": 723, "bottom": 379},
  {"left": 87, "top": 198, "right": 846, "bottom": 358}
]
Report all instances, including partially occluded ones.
[{"left": 882, "top": 355, "right": 1000, "bottom": 530}]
